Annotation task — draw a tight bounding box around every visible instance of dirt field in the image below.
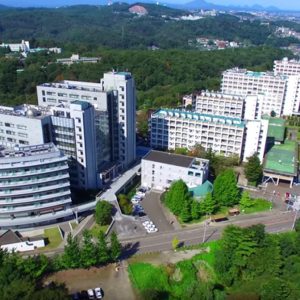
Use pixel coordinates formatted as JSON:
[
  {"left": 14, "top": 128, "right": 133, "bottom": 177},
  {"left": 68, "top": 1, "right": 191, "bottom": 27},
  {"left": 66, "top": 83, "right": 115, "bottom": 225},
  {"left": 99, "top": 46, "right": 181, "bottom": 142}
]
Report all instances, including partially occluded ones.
[{"left": 45, "top": 262, "right": 138, "bottom": 299}]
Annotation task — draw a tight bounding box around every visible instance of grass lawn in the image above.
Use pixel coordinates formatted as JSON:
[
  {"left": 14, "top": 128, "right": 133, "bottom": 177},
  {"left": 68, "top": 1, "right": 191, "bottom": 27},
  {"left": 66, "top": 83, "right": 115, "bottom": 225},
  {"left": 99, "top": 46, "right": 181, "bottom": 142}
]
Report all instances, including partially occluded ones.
[
  {"left": 242, "top": 198, "right": 272, "bottom": 214},
  {"left": 43, "top": 227, "right": 62, "bottom": 250},
  {"left": 128, "top": 263, "right": 169, "bottom": 292},
  {"left": 89, "top": 223, "right": 109, "bottom": 238}
]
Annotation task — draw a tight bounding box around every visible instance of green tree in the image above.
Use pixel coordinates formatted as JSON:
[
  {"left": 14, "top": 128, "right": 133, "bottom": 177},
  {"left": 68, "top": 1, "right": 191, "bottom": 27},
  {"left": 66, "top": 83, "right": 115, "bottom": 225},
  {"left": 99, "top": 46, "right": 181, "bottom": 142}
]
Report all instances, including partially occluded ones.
[
  {"left": 191, "top": 200, "right": 201, "bottom": 220},
  {"left": 244, "top": 153, "right": 263, "bottom": 186},
  {"left": 239, "top": 191, "right": 254, "bottom": 211},
  {"left": 81, "top": 230, "right": 97, "bottom": 268},
  {"left": 200, "top": 192, "right": 217, "bottom": 215},
  {"left": 61, "top": 233, "right": 81, "bottom": 269},
  {"left": 213, "top": 169, "right": 240, "bottom": 206},
  {"left": 97, "top": 231, "right": 110, "bottom": 264},
  {"left": 180, "top": 198, "right": 192, "bottom": 222},
  {"left": 261, "top": 278, "right": 291, "bottom": 300},
  {"left": 174, "top": 147, "right": 188, "bottom": 155},
  {"left": 172, "top": 236, "right": 180, "bottom": 250},
  {"left": 110, "top": 232, "right": 122, "bottom": 261},
  {"left": 95, "top": 201, "right": 113, "bottom": 225},
  {"left": 164, "top": 180, "right": 190, "bottom": 216}
]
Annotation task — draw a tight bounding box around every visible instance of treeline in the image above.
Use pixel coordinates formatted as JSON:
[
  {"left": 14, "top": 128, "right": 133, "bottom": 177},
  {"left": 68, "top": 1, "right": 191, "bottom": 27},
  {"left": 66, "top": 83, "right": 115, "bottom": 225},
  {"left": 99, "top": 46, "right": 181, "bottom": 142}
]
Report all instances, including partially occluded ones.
[
  {"left": 0, "top": 229, "right": 122, "bottom": 300},
  {"left": 215, "top": 223, "right": 300, "bottom": 299},
  {"left": 0, "top": 4, "right": 295, "bottom": 49},
  {"left": 0, "top": 46, "right": 291, "bottom": 109}
]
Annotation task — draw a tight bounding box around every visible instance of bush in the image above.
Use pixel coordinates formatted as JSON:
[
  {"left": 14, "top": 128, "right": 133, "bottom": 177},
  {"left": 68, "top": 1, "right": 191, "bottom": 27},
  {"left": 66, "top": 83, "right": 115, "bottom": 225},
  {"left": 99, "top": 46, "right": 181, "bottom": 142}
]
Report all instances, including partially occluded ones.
[
  {"left": 118, "top": 194, "right": 133, "bottom": 215},
  {"left": 95, "top": 201, "right": 113, "bottom": 225}
]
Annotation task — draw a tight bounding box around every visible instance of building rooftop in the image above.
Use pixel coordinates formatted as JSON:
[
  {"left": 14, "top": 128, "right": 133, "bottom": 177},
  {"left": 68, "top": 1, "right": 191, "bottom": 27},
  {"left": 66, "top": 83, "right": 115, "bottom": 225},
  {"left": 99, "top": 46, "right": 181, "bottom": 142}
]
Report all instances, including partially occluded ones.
[
  {"left": 143, "top": 150, "right": 194, "bottom": 168},
  {"left": 263, "top": 116, "right": 286, "bottom": 142},
  {"left": 38, "top": 80, "right": 103, "bottom": 93},
  {"left": 152, "top": 109, "right": 245, "bottom": 128},
  {"left": 223, "top": 68, "right": 287, "bottom": 80},
  {"left": 264, "top": 140, "right": 298, "bottom": 176},
  {"left": 0, "top": 230, "right": 22, "bottom": 246},
  {"left": 0, "top": 143, "right": 63, "bottom": 164},
  {"left": 0, "top": 104, "right": 51, "bottom": 119},
  {"left": 189, "top": 180, "right": 213, "bottom": 199}
]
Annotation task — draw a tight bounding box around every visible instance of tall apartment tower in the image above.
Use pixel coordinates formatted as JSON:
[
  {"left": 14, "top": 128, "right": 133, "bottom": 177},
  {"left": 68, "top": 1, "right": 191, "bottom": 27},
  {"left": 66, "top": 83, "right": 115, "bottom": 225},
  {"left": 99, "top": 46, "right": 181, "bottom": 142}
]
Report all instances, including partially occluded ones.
[
  {"left": 100, "top": 72, "right": 136, "bottom": 168},
  {"left": 221, "top": 69, "right": 287, "bottom": 116}
]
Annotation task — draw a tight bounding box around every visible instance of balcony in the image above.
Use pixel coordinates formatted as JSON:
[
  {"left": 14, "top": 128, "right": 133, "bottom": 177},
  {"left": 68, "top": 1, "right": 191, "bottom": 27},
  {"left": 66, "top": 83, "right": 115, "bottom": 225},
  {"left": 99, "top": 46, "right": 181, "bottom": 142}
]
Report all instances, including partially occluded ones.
[
  {"left": 0, "top": 173, "right": 69, "bottom": 188},
  {"left": 0, "top": 190, "right": 71, "bottom": 205},
  {"left": 0, "top": 182, "right": 70, "bottom": 197},
  {"left": 0, "top": 198, "right": 72, "bottom": 214},
  {"left": 0, "top": 164, "right": 69, "bottom": 179}
]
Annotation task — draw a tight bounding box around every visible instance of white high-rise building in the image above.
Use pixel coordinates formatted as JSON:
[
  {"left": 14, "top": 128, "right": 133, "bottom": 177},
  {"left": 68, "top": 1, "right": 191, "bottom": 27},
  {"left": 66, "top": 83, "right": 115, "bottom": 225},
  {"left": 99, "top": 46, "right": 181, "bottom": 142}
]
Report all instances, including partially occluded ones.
[
  {"left": 37, "top": 71, "right": 136, "bottom": 169},
  {"left": 221, "top": 68, "right": 300, "bottom": 116},
  {"left": 221, "top": 68, "right": 287, "bottom": 116},
  {"left": 274, "top": 57, "right": 300, "bottom": 76},
  {"left": 150, "top": 109, "right": 268, "bottom": 162}
]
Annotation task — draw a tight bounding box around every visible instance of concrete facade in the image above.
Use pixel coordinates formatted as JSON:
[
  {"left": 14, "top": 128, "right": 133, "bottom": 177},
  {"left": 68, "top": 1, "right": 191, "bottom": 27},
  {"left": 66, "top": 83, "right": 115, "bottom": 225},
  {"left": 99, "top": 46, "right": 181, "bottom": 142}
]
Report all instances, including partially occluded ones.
[{"left": 141, "top": 150, "right": 209, "bottom": 190}]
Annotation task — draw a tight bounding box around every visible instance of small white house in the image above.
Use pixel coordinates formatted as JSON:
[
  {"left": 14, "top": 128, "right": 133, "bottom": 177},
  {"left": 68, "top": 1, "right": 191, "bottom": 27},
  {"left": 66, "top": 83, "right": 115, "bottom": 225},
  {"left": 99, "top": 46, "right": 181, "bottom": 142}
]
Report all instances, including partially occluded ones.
[
  {"left": 0, "top": 230, "right": 45, "bottom": 253},
  {"left": 141, "top": 150, "right": 209, "bottom": 190}
]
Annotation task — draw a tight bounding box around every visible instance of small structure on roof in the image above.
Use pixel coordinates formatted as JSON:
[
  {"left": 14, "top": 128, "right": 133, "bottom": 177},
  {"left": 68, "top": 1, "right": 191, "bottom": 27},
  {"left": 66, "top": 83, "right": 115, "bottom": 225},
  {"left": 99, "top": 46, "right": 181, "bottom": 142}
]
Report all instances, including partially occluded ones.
[
  {"left": 0, "top": 230, "right": 45, "bottom": 253},
  {"left": 189, "top": 180, "right": 213, "bottom": 199}
]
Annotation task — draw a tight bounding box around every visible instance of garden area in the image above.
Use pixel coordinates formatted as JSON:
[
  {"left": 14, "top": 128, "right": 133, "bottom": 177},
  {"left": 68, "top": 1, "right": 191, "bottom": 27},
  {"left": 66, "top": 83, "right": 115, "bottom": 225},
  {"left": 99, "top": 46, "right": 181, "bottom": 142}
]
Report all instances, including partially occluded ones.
[
  {"left": 162, "top": 166, "right": 271, "bottom": 224},
  {"left": 128, "top": 224, "right": 300, "bottom": 299},
  {"left": 42, "top": 227, "right": 62, "bottom": 250}
]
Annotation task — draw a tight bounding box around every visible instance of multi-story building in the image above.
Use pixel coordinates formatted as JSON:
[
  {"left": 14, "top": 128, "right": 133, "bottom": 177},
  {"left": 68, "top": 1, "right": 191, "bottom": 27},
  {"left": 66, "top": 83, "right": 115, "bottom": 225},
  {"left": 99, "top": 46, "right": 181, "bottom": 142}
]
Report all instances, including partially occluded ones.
[
  {"left": 221, "top": 68, "right": 287, "bottom": 116},
  {"left": 56, "top": 54, "right": 100, "bottom": 65},
  {"left": 0, "top": 143, "right": 72, "bottom": 229},
  {"left": 0, "top": 102, "right": 98, "bottom": 190},
  {"left": 141, "top": 150, "right": 209, "bottom": 190},
  {"left": 221, "top": 68, "right": 300, "bottom": 116},
  {"left": 150, "top": 109, "right": 268, "bottom": 162},
  {"left": 194, "top": 91, "right": 244, "bottom": 118},
  {"left": 0, "top": 40, "right": 30, "bottom": 53},
  {"left": 37, "top": 71, "right": 136, "bottom": 169},
  {"left": 274, "top": 57, "right": 300, "bottom": 76}
]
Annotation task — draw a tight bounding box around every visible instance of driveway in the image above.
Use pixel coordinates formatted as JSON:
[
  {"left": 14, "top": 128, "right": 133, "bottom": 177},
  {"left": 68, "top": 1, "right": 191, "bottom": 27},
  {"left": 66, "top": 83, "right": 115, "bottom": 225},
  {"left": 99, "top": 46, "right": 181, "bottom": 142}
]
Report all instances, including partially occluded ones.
[{"left": 140, "top": 191, "right": 175, "bottom": 233}]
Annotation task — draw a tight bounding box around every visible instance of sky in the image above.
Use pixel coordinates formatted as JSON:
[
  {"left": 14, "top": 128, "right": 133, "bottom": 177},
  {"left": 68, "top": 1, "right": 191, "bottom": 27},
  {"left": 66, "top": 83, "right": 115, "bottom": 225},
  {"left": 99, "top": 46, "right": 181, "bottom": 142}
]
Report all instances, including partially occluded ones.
[
  {"left": 209, "top": 0, "right": 300, "bottom": 10},
  {"left": 0, "top": 0, "right": 300, "bottom": 11}
]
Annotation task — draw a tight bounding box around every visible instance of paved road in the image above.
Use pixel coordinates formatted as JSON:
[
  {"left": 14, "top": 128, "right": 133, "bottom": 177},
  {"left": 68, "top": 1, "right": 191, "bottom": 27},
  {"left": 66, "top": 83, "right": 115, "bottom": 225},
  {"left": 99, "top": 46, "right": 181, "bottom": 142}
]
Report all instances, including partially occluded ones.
[
  {"left": 32, "top": 210, "right": 297, "bottom": 258},
  {"left": 120, "top": 211, "right": 297, "bottom": 255}
]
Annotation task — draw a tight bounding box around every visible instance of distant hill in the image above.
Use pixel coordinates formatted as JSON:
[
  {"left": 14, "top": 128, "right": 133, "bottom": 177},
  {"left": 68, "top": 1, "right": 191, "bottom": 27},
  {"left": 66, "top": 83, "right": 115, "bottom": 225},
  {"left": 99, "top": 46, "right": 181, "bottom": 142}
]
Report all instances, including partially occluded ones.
[
  {"left": 0, "top": 3, "right": 293, "bottom": 49},
  {"left": 0, "top": 0, "right": 282, "bottom": 12}
]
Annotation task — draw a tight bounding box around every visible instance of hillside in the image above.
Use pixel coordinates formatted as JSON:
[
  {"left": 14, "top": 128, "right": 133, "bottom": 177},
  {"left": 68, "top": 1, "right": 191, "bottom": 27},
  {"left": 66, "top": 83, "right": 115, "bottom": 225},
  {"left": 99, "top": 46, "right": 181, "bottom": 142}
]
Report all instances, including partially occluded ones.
[{"left": 0, "top": 4, "right": 293, "bottom": 49}]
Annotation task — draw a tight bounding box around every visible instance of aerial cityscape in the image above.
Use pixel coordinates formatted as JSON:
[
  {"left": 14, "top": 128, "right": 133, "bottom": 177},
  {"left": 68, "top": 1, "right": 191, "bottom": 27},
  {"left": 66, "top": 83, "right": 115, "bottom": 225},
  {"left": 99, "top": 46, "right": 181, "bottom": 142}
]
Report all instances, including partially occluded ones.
[{"left": 1, "top": 0, "right": 300, "bottom": 299}]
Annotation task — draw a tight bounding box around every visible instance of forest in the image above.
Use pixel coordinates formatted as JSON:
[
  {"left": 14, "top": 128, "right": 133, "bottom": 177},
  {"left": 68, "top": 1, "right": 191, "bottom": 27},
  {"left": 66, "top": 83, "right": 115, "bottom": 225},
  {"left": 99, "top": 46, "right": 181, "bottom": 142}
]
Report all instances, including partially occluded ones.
[
  {"left": 0, "top": 4, "right": 298, "bottom": 49},
  {"left": 0, "top": 46, "right": 292, "bottom": 109}
]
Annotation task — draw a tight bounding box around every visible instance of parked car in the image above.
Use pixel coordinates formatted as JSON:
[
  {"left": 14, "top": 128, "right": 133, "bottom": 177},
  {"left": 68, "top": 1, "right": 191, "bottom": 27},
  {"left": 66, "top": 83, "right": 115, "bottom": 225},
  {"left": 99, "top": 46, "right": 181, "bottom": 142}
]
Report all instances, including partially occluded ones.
[
  {"left": 72, "top": 292, "right": 80, "bottom": 300},
  {"left": 87, "top": 289, "right": 94, "bottom": 300},
  {"left": 80, "top": 290, "right": 89, "bottom": 300},
  {"left": 94, "top": 287, "right": 102, "bottom": 299},
  {"left": 131, "top": 198, "right": 139, "bottom": 204},
  {"left": 147, "top": 227, "right": 158, "bottom": 233}
]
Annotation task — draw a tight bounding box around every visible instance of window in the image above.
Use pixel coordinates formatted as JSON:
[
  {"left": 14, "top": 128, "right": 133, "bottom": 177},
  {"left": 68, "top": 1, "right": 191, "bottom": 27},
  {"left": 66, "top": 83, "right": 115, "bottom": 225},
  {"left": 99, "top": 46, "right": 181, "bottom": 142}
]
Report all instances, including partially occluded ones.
[
  {"left": 17, "top": 125, "right": 27, "bottom": 130},
  {"left": 188, "top": 171, "right": 194, "bottom": 176}
]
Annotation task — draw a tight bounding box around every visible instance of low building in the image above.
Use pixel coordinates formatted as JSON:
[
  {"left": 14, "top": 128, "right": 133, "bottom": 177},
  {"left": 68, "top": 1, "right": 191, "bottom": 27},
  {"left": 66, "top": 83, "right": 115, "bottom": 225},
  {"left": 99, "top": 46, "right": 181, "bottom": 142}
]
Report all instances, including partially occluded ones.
[
  {"left": 0, "top": 230, "right": 45, "bottom": 252},
  {"left": 141, "top": 150, "right": 209, "bottom": 190},
  {"left": 57, "top": 54, "right": 100, "bottom": 65},
  {"left": 263, "top": 140, "right": 298, "bottom": 187},
  {"left": 0, "top": 40, "right": 30, "bottom": 53}
]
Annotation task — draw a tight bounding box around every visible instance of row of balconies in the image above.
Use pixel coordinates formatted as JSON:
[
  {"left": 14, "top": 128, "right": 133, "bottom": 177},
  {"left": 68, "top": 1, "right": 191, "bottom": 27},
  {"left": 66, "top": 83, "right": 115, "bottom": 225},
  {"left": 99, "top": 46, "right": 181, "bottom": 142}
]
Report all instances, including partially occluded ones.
[
  {"left": 0, "top": 164, "right": 69, "bottom": 179},
  {"left": 0, "top": 173, "right": 69, "bottom": 188},
  {"left": 0, "top": 198, "right": 71, "bottom": 214},
  {"left": 0, "top": 182, "right": 70, "bottom": 197},
  {"left": 0, "top": 189, "right": 70, "bottom": 205}
]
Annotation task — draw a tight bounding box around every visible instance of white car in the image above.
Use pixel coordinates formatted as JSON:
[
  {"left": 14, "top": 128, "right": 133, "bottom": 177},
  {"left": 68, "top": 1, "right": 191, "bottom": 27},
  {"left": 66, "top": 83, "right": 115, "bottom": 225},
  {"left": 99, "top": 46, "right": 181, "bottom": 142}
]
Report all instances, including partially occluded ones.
[
  {"left": 94, "top": 287, "right": 102, "bottom": 299},
  {"left": 145, "top": 223, "right": 155, "bottom": 229},
  {"left": 131, "top": 199, "right": 139, "bottom": 204},
  {"left": 147, "top": 227, "right": 158, "bottom": 233},
  {"left": 142, "top": 221, "right": 153, "bottom": 226},
  {"left": 87, "top": 289, "right": 94, "bottom": 300},
  {"left": 136, "top": 192, "right": 145, "bottom": 197}
]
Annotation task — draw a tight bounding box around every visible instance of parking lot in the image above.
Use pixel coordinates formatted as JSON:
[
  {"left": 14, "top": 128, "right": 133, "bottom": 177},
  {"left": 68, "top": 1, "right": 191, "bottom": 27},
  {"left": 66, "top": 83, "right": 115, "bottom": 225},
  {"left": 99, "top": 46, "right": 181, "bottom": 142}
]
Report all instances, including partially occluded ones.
[{"left": 140, "top": 191, "right": 174, "bottom": 233}]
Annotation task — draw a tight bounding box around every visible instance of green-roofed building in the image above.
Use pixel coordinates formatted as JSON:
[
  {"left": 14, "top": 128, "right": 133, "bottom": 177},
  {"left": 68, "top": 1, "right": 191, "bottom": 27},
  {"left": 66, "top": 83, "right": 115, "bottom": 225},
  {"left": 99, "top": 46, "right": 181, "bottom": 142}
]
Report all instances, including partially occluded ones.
[
  {"left": 262, "top": 115, "right": 286, "bottom": 143},
  {"left": 263, "top": 140, "right": 298, "bottom": 187},
  {"left": 189, "top": 180, "right": 213, "bottom": 199}
]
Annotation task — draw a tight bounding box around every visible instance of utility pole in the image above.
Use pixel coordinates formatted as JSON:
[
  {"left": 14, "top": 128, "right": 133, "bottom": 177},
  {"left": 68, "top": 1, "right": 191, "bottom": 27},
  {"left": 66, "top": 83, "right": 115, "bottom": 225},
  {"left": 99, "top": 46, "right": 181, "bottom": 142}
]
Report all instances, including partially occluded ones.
[{"left": 292, "top": 209, "right": 299, "bottom": 230}]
